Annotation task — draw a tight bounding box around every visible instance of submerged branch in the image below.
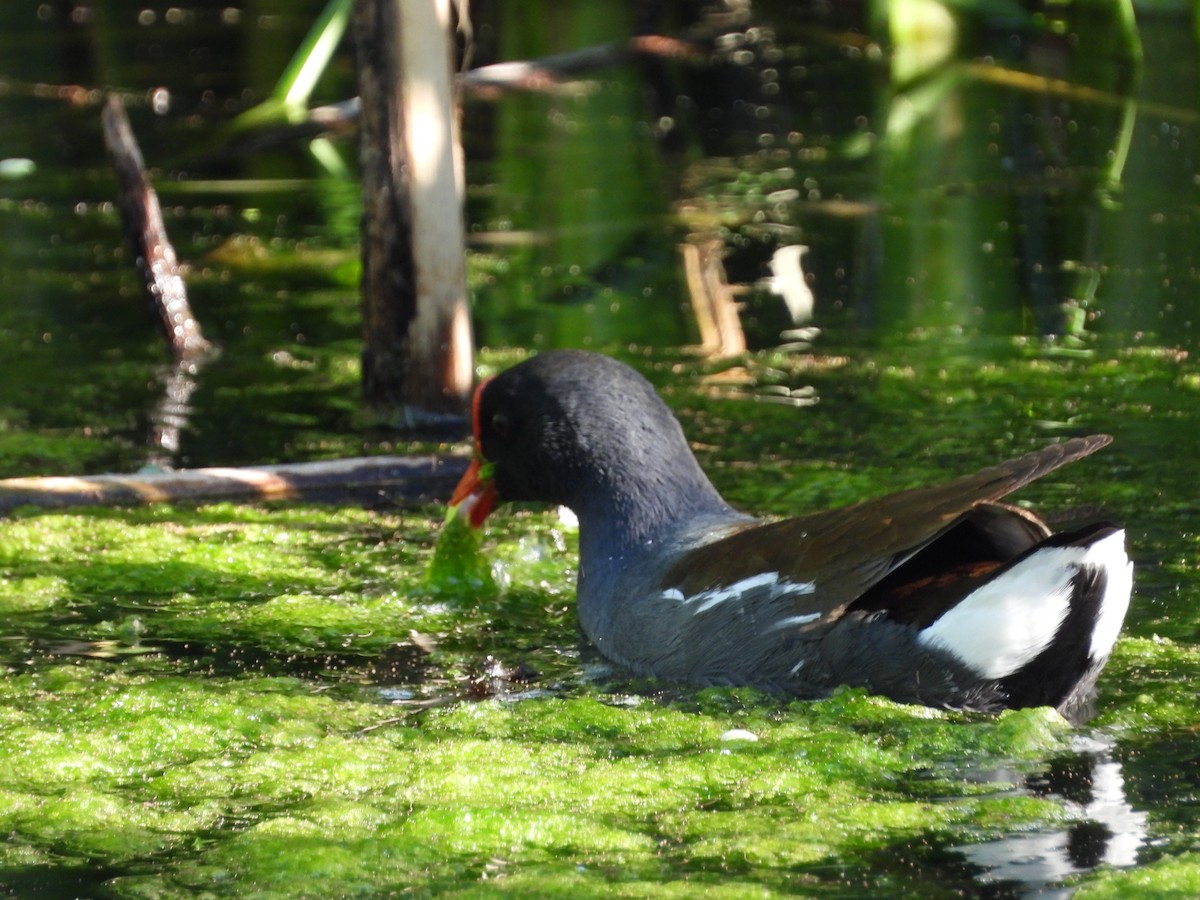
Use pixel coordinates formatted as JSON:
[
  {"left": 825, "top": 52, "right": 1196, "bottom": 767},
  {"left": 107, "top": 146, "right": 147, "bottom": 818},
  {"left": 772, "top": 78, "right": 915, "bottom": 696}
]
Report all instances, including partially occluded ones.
[
  {"left": 461, "top": 34, "right": 704, "bottom": 95},
  {"left": 212, "top": 32, "right": 707, "bottom": 153},
  {"left": 101, "top": 94, "right": 213, "bottom": 362}
]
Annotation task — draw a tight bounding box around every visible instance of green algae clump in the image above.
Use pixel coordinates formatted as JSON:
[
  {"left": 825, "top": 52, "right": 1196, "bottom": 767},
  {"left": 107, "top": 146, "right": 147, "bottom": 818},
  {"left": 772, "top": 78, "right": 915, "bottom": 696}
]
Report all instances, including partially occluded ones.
[{"left": 427, "top": 501, "right": 498, "bottom": 596}]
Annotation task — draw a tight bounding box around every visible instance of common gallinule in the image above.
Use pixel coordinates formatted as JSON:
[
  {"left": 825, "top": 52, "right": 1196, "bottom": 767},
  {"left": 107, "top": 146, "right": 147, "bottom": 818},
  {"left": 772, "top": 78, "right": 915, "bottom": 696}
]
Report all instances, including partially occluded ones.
[{"left": 449, "top": 350, "right": 1132, "bottom": 720}]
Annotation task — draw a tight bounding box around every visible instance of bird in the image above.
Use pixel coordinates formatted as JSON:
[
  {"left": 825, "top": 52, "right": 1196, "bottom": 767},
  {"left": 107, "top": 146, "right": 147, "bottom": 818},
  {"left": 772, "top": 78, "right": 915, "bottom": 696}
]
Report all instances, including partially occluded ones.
[{"left": 448, "top": 350, "right": 1132, "bottom": 721}]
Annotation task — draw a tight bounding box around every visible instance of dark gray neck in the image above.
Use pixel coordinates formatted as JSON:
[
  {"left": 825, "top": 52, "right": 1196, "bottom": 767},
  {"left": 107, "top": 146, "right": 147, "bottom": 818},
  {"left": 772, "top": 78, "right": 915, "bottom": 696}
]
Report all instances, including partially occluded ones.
[
  {"left": 570, "top": 462, "right": 750, "bottom": 668},
  {"left": 571, "top": 456, "right": 738, "bottom": 579}
]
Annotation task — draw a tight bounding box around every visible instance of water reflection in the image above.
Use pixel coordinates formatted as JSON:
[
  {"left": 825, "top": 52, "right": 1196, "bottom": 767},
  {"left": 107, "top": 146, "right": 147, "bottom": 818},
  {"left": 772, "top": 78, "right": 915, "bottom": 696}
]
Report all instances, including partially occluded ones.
[
  {"left": 956, "top": 735, "right": 1148, "bottom": 895},
  {"left": 466, "top": 1, "right": 1198, "bottom": 348},
  {"left": 147, "top": 359, "right": 203, "bottom": 468}
]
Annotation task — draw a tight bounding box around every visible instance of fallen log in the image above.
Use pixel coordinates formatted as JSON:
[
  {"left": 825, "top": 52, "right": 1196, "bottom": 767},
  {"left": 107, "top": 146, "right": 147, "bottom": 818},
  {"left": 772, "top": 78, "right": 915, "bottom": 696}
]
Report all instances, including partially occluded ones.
[{"left": 0, "top": 455, "right": 468, "bottom": 513}]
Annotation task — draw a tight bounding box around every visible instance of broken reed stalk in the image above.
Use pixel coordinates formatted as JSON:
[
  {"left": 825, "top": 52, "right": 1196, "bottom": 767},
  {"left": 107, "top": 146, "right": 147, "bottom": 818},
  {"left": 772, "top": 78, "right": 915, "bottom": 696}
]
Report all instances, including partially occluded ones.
[
  {"left": 101, "top": 94, "right": 212, "bottom": 361},
  {"left": 680, "top": 240, "right": 747, "bottom": 358},
  {"left": 353, "top": 0, "right": 475, "bottom": 423}
]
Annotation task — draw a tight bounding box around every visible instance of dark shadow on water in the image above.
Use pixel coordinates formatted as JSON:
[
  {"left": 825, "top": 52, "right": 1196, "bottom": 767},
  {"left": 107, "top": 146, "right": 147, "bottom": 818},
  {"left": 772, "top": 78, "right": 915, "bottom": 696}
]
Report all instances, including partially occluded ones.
[
  {"left": 0, "top": 863, "right": 120, "bottom": 900},
  {"left": 31, "top": 635, "right": 436, "bottom": 686}
]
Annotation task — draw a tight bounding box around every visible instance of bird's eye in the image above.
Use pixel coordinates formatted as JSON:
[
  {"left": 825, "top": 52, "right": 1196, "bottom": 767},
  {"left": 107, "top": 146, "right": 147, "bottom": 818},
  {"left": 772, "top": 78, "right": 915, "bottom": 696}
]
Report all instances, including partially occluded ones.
[{"left": 491, "top": 411, "right": 512, "bottom": 439}]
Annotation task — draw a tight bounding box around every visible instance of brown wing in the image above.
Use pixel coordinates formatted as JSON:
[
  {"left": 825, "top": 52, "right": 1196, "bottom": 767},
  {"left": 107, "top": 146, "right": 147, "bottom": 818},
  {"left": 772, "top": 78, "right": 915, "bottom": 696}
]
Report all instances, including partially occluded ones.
[{"left": 661, "top": 434, "right": 1112, "bottom": 629}]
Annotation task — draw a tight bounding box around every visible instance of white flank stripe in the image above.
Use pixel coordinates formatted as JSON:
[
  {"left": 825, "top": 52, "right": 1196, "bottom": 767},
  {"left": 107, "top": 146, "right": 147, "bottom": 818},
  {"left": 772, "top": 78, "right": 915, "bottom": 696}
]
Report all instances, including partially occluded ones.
[
  {"left": 1085, "top": 529, "right": 1133, "bottom": 661},
  {"left": 688, "top": 571, "right": 780, "bottom": 614},
  {"left": 918, "top": 546, "right": 1081, "bottom": 679},
  {"left": 665, "top": 573, "right": 817, "bottom": 616},
  {"left": 765, "top": 612, "right": 822, "bottom": 633}
]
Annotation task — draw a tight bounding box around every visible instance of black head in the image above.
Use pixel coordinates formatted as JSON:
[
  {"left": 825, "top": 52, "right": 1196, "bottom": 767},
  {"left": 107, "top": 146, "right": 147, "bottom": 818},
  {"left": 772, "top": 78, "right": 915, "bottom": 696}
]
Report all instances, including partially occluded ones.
[
  {"left": 452, "top": 350, "right": 728, "bottom": 536},
  {"left": 478, "top": 350, "right": 677, "bottom": 502}
]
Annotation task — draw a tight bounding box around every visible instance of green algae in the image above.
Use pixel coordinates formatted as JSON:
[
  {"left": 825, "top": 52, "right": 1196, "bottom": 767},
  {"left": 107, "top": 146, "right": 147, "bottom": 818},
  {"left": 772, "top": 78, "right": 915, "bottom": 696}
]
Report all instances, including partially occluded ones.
[
  {"left": 1076, "top": 853, "right": 1200, "bottom": 898},
  {"left": 0, "top": 337, "right": 1198, "bottom": 896},
  {"left": 0, "top": 669, "right": 1076, "bottom": 896}
]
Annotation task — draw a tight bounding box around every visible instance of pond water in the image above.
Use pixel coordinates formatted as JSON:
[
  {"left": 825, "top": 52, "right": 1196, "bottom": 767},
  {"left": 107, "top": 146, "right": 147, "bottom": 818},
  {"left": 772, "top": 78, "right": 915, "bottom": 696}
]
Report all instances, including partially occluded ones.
[{"left": 1, "top": 1, "right": 1199, "bottom": 897}]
